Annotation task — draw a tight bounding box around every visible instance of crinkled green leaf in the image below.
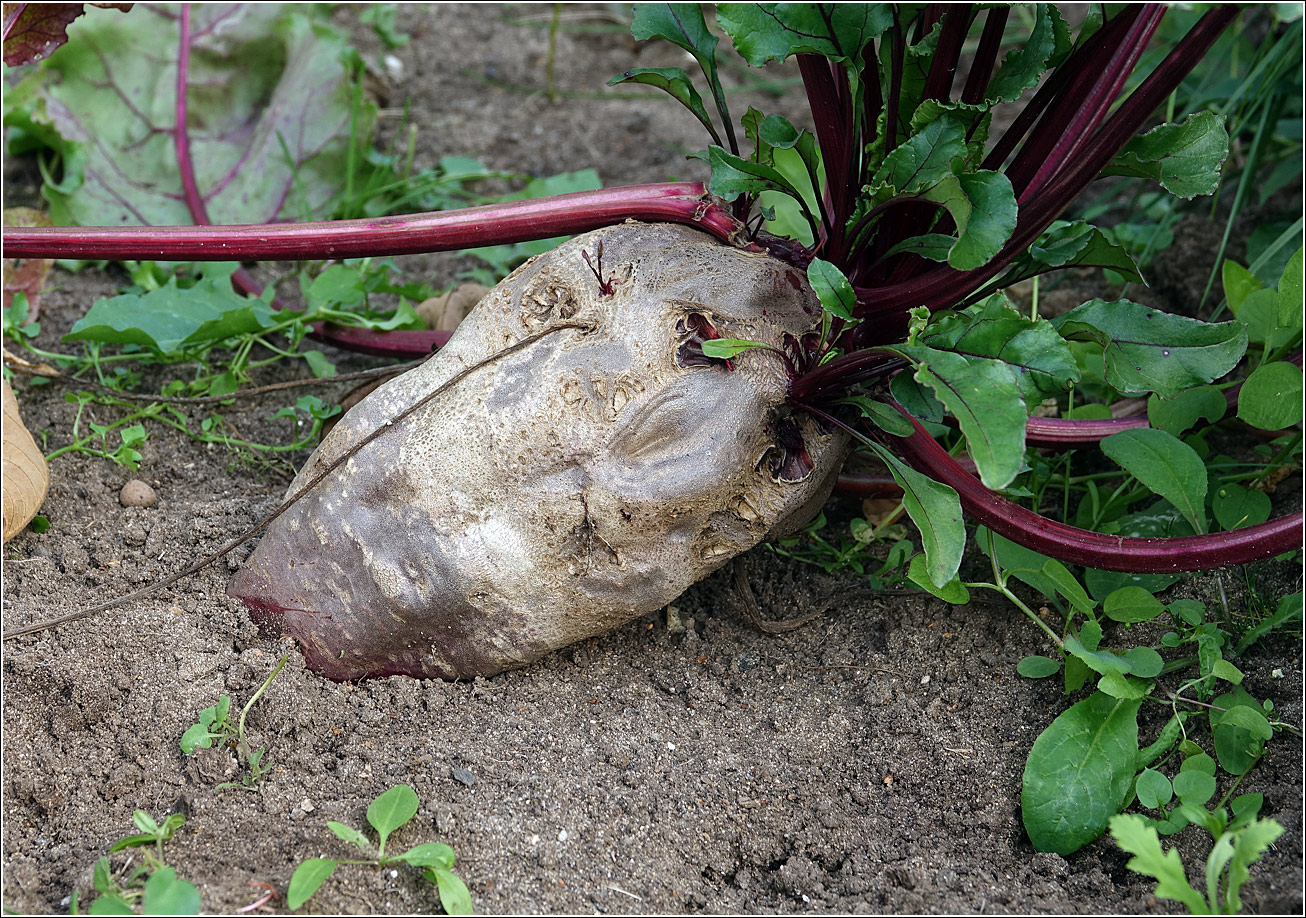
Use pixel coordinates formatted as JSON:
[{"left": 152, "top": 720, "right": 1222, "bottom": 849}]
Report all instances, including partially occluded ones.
[
  {"left": 865, "top": 441, "right": 964, "bottom": 589},
  {"left": 1237, "top": 361, "right": 1303, "bottom": 429},
  {"left": 631, "top": 4, "right": 719, "bottom": 77},
  {"left": 873, "top": 115, "right": 967, "bottom": 195},
  {"left": 902, "top": 346, "right": 1027, "bottom": 489},
  {"left": 715, "top": 3, "right": 890, "bottom": 65},
  {"left": 1023, "top": 691, "right": 1141, "bottom": 854},
  {"left": 1105, "top": 111, "right": 1230, "bottom": 199},
  {"left": 922, "top": 296, "right": 1079, "bottom": 400},
  {"left": 1101, "top": 429, "right": 1208, "bottom": 534},
  {"left": 1146, "top": 386, "right": 1226, "bottom": 437},
  {"left": 1025, "top": 220, "right": 1145, "bottom": 284},
  {"left": 707, "top": 146, "right": 807, "bottom": 203},
  {"left": 1054, "top": 299, "right": 1247, "bottom": 398},
  {"left": 918, "top": 170, "right": 1018, "bottom": 270},
  {"left": 985, "top": 4, "right": 1071, "bottom": 103},
  {"left": 1212, "top": 483, "right": 1272, "bottom": 532},
  {"left": 65, "top": 264, "right": 277, "bottom": 354},
  {"left": 1110, "top": 814, "right": 1207, "bottom": 913},
  {"left": 15, "top": 5, "right": 369, "bottom": 226}
]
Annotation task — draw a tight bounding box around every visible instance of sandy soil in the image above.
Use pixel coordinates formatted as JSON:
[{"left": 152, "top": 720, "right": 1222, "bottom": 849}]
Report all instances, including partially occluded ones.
[{"left": 3, "top": 5, "right": 1302, "bottom": 915}]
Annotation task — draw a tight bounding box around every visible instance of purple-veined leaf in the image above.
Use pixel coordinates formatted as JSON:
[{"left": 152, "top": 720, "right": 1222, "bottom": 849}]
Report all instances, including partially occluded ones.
[
  {"left": 9, "top": 4, "right": 370, "bottom": 227},
  {"left": 2, "top": 2, "right": 131, "bottom": 66}
]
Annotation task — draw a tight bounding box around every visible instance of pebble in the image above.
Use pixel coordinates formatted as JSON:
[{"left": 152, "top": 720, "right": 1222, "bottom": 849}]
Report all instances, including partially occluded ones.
[
  {"left": 119, "top": 480, "right": 157, "bottom": 508},
  {"left": 452, "top": 768, "right": 475, "bottom": 786}
]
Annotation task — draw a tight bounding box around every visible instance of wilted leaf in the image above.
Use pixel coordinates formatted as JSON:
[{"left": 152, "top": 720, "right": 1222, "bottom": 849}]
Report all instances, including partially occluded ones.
[
  {"left": 3, "top": 207, "right": 53, "bottom": 319},
  {"left": 2, "top": 379, "right": 50, "bottom": 542}
]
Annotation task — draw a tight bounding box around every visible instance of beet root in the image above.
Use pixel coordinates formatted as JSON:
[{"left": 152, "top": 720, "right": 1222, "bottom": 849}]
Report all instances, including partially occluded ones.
[{"left": 229, "top": 224, "right": 848, "bottom": 680}]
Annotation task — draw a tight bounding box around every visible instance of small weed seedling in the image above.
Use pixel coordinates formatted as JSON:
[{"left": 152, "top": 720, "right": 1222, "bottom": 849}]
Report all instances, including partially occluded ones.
[
  {"left": 288, "top": 785, "right": 472, "bottom": 915},
  {"left": 74, "top": 811, "right": 200, "bottom": 915},
  {"left": 180, "top": 654, "right": 287, "bottom": 791}
]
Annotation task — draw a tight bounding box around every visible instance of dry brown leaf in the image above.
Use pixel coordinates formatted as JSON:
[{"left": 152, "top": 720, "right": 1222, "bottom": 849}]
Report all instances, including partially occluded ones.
[
  {"left": 416, "top": 282, "right": 490, "bottom": 332},
  {"left": 2, "top": 378, "right": 50, "bottom": 542},
  {"left": 3, "top": 207, "right": 54, "bottom": 322}
]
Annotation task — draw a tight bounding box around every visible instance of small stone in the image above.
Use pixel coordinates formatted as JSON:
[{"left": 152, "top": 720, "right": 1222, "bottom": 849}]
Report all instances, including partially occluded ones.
[
  {"left": 119, "top": 480, "right": 157, "bottom": 508},
  {"left": 557, "top": 828, "right": 568, "bottom": 842},
  {"left": 452, "top": 768, "right": 475, "bottom": 786},
  {"left": 300, "top": 799, "right": 314, "bottom": 813}
]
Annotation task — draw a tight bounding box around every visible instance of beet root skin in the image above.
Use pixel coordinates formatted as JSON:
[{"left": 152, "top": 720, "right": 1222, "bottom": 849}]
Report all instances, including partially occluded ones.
[{"left": 229, "top": 223, "right": 848, "bottom": 680}]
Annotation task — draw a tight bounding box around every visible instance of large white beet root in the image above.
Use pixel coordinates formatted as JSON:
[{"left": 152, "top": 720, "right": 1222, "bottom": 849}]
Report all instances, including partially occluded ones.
[{"left": 230, "top": 223, "right": 848, "bottom": 679}]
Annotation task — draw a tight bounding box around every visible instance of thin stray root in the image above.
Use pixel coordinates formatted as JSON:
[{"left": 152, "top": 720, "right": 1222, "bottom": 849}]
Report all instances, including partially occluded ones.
[
  {"left": 2, "top": 323, "right": 592, "bottom": 641},
  {"left": 732, "top": 555, "right": 828, "bottom": 634}
]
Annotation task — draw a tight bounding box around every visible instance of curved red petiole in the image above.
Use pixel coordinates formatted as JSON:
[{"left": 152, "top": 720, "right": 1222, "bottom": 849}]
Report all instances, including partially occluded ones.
[{"left": 889, "top": 410, "right": 1302, "bottom": 573}]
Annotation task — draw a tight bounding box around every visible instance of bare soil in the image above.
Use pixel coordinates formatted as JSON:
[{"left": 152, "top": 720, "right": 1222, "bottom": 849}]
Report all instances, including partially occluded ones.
[{"left": 3, "top": 6, "right": 1302, "bottom": 915}]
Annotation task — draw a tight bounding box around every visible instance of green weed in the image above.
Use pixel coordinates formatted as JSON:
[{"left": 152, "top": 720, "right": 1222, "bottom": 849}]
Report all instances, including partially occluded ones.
[
  {"left": 180, "top": 654, "right": 288, "bottom": 792},
  {"left": 287, "top": 785, "right": 472, "bottom": 915}
]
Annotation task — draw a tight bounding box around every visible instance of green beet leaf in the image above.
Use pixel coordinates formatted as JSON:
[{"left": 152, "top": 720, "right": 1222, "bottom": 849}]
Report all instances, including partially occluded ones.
[
  {"left": 866, "top": 441, "right": 964, "bottom": 589},
  {"left": 919, "top": 170, "right": 1018, "bottom": 270},
  {"left": 1237, "top": 361, "right": 1303, "bottom": 429},
  {"left": 607, "top": 68, "right": 718, "bottom": 142},
  {"left": 984, "top": 4, "right": 1071, "bottom": 103},
  {"left": 1023, "top": 691, "right": 1142, "bottom": 854},
  {"left": 1104, "top": 111, "right": 1230, "bottom": 199},
  {"left": 716, "top": 3, "right": 890, "bottom": 65},
  {"left": 921, "top": 296, "right": 1079, "bottom": 399},
  {"left": 1024, "top": 219, "right": 1144, "bottom": 284},
  {"left": 1054, "top": 299, "right": 1247, "bottom": 398},
  {"left": 807, "top": 258, "right": 857, "bottom": 321},
  {"left": 1100, "top": 429, "right": 1208, "bottom": 535},
  {"left": 15, "top": 5, "right": 368, "bottom": 226},
  {"left": 902, "top": 346, "right": 1028, "bottom": 490},
  {"left": 873, "top": 115, "right": 968, "bottom": 195}
]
